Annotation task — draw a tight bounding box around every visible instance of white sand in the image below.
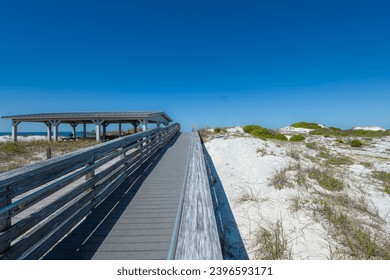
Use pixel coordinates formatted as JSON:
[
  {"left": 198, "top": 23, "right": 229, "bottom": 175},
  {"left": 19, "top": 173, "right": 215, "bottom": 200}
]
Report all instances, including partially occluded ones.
[
  {"left": 277, "top": 126, "right": 314, "bottom": 135},
  {"left": 205, "top": 126, "right": 390, "bottom": 260},
  {"left": 352, "top": 126, "right": 385, "bottom": 131}
]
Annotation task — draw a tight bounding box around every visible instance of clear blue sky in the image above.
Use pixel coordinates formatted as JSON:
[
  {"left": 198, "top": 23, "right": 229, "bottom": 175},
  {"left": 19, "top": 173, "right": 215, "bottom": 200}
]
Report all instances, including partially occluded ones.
[{"left": 0, "top": 0, "right": 389, "bottom": 132}]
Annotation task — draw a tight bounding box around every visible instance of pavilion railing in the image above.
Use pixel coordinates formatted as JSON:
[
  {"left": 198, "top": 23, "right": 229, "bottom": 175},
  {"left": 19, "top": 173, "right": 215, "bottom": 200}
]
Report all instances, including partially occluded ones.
[{"left": 0, "top": 123, "right": 180, "bottom": 259}]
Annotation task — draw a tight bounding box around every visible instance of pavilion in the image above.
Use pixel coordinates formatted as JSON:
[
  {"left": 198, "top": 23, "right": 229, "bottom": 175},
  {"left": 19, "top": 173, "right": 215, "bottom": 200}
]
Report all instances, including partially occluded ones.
[{"left": 1, "top": 112, "right": 173, "bottom": 142}]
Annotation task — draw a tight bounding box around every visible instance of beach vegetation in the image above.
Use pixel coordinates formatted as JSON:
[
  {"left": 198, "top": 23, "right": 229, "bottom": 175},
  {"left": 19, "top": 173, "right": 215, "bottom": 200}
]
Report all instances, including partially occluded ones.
[
  {"left": 198, "top": 128, "right": 214, "bottom": 142},
  {"left": 372, "top": 171, "right": 390, "bottom": 194},
  {"left": 310, "top": 128, "right": 390, "bottom": 138},
  {"left": 0, "top": 140, "right": 96, "bottom": 173},
  {"left": 289, "top": 134, "right": 305, "bottom": 142},
  {"left": 270, "top": 166, "right": 295, "bottom": 189},
  {"left": 351, "top": 139, "right": 363, "bottom": 147},
  {"left": 325, "top": 155, "right": 354, "bottom": 166},
  {"left": 252, "top": 220, "right": 291, "bottom": 260},
  {"left": 275, "top": 133, "right": 288, "bottom": 141},
  {"left": 243, "top": 125, "right": 275, "bottom": 140},
  {"left": 0, "top": 142, "right": 25, "bottom": 154},
  {"left": 313, "top": 198, "right": 390, "bottom": 259},
  {"left": 286, "top": 149, "right": 300, "bottom": 160},
  {"left": 291, "top": 122, "right": 322, "bottom": 129},
  {"left": 307, "top": 168, "right": 344, "bottom": 191},
  {"left": 214, "top": 127, "right": 228, "bottom": 134}
]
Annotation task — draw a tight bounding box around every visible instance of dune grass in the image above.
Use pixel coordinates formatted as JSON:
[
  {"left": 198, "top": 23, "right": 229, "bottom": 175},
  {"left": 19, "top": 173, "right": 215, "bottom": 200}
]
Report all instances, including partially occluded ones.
[
  {"left": 0, "top": 140, "right": 96, "bottom": 173},
  {"left": 313, "top": 198, "right": 390, "bottom": 259},
  {"left": 251, "top": 220, "right": 291, "bottom": 260},
  {"left": 372, "top": 171, "right": 390, "bottom": 194}
]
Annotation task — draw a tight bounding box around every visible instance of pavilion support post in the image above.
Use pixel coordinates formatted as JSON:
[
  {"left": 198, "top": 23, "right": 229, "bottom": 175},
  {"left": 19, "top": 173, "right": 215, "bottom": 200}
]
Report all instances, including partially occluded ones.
[
  {"left": 118, "top": 122, "right": 122, "bottom": 137},
  {"left": 83, "top": 122, "right": 87, "bottom": 139},
  {"left": 157, "top": 122, "right": 161, "bottom": 128},
  {"left": 45, "top": 122, "right": 52, "bottom": 142},
  {"left": 133, "top": 122, "right": 138, "bottom": 134},
  {"left": 11, "top": 120, "right": 21, "bottom": 142},
  {"left": 102, "top": 122, "right": 109, "bottom": 141},
  {"left": 92, "top": 120, "right": 104, "bottom": 142},
  {"left": 70, "top": 123, "right": 78, "bottom": 139},
  {"left": 140, "top": 119, "right": 148, "bottom": 131},
  {"left": 50, "top": 120, "right": 61, "bottom": 142}
]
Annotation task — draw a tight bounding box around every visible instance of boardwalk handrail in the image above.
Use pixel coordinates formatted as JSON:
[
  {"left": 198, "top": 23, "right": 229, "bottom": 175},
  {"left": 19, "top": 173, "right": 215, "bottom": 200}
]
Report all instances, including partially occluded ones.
[
  {"left": 0, "top": 123, "right": 180, "bottom": 259},
  {"left": 171, "top": 132, "right": 222, "bottom": 259}
]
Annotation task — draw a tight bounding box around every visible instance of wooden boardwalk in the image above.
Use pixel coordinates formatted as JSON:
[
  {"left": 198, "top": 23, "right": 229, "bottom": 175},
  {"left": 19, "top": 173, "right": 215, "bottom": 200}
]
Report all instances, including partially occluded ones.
[{"left": 43, "top": 133, "right": 191, "bottom": 260}]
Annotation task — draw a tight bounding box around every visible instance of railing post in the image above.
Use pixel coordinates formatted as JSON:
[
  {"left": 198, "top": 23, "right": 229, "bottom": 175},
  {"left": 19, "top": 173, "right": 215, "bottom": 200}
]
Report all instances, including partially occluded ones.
[
  {"left": 85, "top": 153, "right": 96, "bottom": 182},
  {"left": 0, "top": 194, "right": 11, "bottom": 255}
]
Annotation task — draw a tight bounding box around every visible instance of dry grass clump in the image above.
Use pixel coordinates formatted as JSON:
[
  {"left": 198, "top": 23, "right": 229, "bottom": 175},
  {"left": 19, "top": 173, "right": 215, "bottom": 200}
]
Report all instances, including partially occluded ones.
[
  {"left": 251, "top": 220, "right": 291, "bottom": 260},
  {"left": 237, "top": 186, "right": 260, "bottom": 204},
  {"left": 0, "top": 140, "right": 96, "bottom": 173},
  {"left": 286, "top": 149, "right": 300, "bottom": 160},
  {"left": 269, "top": 167, "right": 292, "bottom": 190},
  {"left": 312, "top": 198, "right": 390, "bottom": 259},
  {"left": 372, "top": 171, "right": 390, "bottom": 194}
]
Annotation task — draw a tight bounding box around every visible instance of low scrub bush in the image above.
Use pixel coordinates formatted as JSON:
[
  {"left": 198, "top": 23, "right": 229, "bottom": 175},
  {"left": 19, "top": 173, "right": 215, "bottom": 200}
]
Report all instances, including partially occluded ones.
[
  {"left": 243, "top": 125, "right": 278, "bottom": 140},
  {"left": 275, "top": 133, "right": 288, "bottom": 141},
  {"left": 213, "top": 127, "right": 227, "bottom": 134},
  {"left": 289, "top": 134, "right": 305, "bottom": 142},
  {"left": 351, "top": 139, "right": 363, "bottom": 147},
  {"left": 291, "top": 122, "right": 322, "bottom": 129}
]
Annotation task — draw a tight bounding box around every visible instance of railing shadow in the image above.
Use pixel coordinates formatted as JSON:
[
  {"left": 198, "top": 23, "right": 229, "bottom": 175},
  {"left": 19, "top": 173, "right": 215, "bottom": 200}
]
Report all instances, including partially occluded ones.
[
  {"left": 43, "top": 133, "right": 181, "bottom": 260},
  {"left": 202, "top": 145, "right": 249, "bottom": 260}
]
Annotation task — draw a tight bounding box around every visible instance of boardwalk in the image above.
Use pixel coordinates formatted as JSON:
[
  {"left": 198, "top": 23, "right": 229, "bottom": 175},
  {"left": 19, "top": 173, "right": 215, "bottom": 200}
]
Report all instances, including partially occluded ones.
[{"left": 43, "top": 133, "right": 191, "bottom": 260}]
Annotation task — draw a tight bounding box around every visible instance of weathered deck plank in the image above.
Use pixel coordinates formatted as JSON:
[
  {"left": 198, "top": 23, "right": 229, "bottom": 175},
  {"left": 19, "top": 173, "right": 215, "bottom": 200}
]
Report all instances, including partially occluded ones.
[{"left": 43, "top": 133, "right": 191, "bottom": 260}]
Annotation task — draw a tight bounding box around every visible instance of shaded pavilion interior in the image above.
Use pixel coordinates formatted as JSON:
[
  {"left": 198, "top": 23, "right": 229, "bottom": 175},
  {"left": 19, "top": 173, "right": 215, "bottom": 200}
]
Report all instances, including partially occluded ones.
[{"left": 1, "top": 112, "right": 173, "bottom": 142}]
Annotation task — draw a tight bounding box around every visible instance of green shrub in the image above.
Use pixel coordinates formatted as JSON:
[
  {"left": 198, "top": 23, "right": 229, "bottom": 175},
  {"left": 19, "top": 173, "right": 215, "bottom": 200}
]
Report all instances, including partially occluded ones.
[
  {"left": 290, "top": 134, "right": 305, "bottom": 142},
  {"left": 351, "top": 139, "right": 363, "bottom": 147},
  {"left": 213, "top": 127, "right": 227, "bottom": 134},
  {"left": 291, "top": 122, "right": 322, "bottom": 129},
  {"left": 305, "top": 142, "right": 317, "bottom": 149},
  {"left": 275, "top": 133, "right": 288, "bottom": 141},
  {"left": 329, "top": 127, "right": 342, "bottom": 131},
  {"left": 243, "top": 125, "right": 275, "bottom": 140},
  {"left": 336, "top": 139, "right": 343, "bottom": 144}
]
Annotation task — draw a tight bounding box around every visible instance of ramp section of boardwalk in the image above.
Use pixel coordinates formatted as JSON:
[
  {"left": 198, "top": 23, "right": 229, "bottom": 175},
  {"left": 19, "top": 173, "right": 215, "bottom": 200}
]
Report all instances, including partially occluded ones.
[{"left": 44, "top": 133, "right": 191, "bottom": 260}]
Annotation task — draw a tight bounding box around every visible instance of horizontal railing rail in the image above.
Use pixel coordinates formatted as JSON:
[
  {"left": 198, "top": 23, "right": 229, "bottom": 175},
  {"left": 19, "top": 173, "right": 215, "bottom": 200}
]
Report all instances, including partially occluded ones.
[
  {"left": 0, "top": 123, "right": 180, "bottom": 259},
  {"left": 171, "top": 131, "right": 222, "bottom": 260}
]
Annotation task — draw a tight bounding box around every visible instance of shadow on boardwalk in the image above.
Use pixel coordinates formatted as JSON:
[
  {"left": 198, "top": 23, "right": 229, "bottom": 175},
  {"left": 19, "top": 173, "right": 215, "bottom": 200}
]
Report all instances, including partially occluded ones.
[
  {"left": 202, "top": 146, "right": 249, "bottom": 260},
  {"left": 43, "top": 134, "right": 180, "bottom": 260}
]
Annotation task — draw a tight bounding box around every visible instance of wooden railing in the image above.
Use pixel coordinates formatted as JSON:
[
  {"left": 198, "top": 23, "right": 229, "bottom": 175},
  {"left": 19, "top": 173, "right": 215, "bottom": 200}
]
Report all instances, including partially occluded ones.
[
  {"left": 170, "top": 132, "right": 222, "bottom": 260},
  {"left": 0, "top": 123, "right": 180, "bottom": 259}
]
